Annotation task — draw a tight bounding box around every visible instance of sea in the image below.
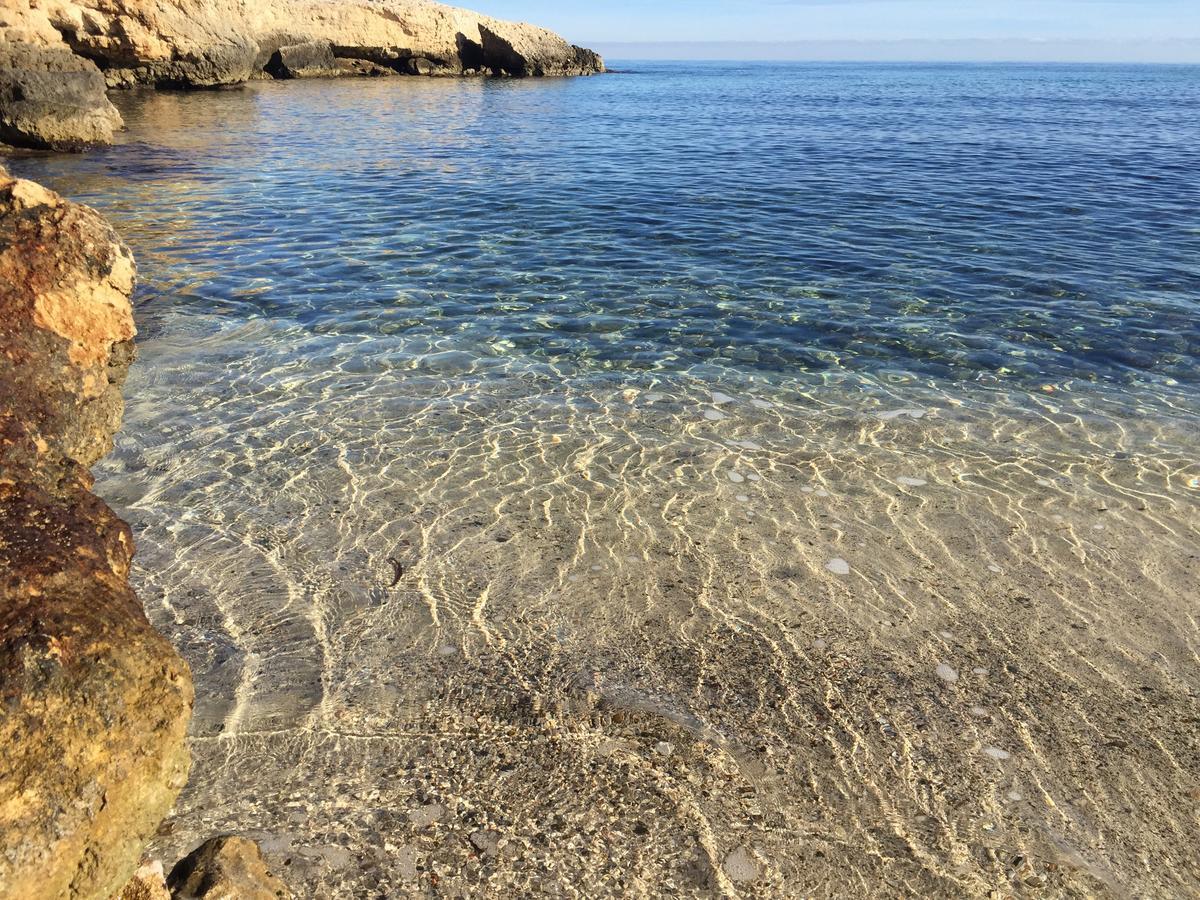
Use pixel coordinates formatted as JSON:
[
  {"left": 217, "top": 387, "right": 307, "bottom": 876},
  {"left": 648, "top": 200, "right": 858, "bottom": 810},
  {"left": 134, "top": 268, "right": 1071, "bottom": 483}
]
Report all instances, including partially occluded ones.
[{"left": 11, "top": 62, "right": 1200, "bottom": 897}]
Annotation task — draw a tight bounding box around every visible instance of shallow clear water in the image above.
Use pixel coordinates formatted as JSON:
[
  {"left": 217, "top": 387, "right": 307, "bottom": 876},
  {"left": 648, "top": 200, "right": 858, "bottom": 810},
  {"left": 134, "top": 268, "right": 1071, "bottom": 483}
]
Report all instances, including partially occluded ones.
[{"left": 11, "top": 63, "right": 1200, "bottom": 898}]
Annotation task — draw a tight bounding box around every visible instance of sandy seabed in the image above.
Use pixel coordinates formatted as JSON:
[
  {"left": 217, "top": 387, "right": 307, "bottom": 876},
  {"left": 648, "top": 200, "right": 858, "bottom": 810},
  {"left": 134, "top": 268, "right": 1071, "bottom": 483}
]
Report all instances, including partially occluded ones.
[{"left": 92, "top": 323, "right": 1200, "bottom": 900}]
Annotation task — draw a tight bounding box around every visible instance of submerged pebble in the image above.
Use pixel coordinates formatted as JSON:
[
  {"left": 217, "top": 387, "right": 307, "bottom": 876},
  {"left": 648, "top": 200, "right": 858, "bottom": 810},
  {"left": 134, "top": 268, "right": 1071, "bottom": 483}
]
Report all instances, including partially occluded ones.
[
  {"left": 728, "top": 471, "right": 745, "bottom": 483},
  {"left": 711, "top": 391, "right": 736, "bottom": 405},
  {"left": 898, "top": 476, "right": 928, "bottom": 487},
  {"left": 936, "top": 663, "right": 959, "bottom": 683},
  {"left": 470, "top": 830, "right": 501, "bottom": 855},
  {"left": 826, "top": 558, "right": 851, "bottom": 576},
  {"left": 408, "top": 803, "right": 445, "bottom": 827},
  {"left": 983, "top": 746, "right": 1012, "bottom": 761},
  {"left": 704, "top": 409, "right": 727, "bottom": 421},
  {"left": 879, "top": 408, "right": 927, "bottom": 421},
  {"left": 722, "top": 847, "right": 760, "bottom": 883}
]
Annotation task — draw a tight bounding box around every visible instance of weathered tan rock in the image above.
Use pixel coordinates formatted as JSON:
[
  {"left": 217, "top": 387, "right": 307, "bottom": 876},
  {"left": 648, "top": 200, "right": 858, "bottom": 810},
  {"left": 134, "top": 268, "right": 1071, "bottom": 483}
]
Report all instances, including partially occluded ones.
[
  {"left": 249, "top": 0, "right": 606, "bottom": 77},
  {"left": 0, "top": 41, "right": 121, "bottom": 149},
  {"left": 333, "top": 56, "right": 396, "bottom": 77},
  {"left": 9, "top": 0, "right": 602, "bottom": 84},
  {"left": 477, "top": 21, "right": 604, "bottom": 76},
  {"left": 38, "top": 0, "right": 262, "bottom": 88},
  {"left": 0, "top": 173, "right": 135, "bottom": 467},
  {"left": 0, "top": 170, "right": 193, "bottom": 900},
  {"left": 264, "top": 40, "right": 339, "bottom": 79},
  {"left": 0, "top": 0, "right": 601, "bottom": 147},
  {"left": 116, "top": 861, "right": 172, "bottom": 900},
  {"left": 167, "top": 836, "right": 291, "bottom": 900}
]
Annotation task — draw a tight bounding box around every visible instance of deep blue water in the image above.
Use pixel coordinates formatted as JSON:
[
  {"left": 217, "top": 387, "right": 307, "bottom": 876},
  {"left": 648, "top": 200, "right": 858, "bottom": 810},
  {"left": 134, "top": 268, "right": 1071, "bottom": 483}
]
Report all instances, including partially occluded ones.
[{"left": 11, "top": 62, "right": 1200, "bottom": 413}]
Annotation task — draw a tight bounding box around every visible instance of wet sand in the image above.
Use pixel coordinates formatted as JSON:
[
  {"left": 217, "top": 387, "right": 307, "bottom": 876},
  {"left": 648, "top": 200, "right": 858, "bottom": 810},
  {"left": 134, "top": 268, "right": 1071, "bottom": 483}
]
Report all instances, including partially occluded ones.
[{"left": 96, "top": 329, "right": 1200, "bottom": 897}]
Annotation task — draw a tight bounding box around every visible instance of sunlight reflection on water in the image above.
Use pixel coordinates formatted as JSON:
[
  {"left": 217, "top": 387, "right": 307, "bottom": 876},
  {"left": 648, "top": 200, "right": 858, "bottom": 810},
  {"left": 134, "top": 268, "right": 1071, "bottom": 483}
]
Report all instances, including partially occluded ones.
[{"left": 11, "top": 63, "right": 1200, "bottom": 897}]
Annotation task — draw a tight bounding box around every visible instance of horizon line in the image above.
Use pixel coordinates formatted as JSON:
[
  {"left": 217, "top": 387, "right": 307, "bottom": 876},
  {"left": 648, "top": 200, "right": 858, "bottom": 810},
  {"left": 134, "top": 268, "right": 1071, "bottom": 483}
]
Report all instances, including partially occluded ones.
[
  {"left": 602, "top": 58, "right": 1200, "bottom": 65},
  {"left": 589, "top": 37, "right": 1200, "bottom": 65},
  {"left": 595, "top": 38, "right": 1200, "bottom": 45}
]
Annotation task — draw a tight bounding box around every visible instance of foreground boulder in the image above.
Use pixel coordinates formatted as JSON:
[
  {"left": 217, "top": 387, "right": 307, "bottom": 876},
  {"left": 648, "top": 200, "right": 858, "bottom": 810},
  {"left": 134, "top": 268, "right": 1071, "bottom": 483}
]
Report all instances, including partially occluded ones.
[
  {"left": 0, "top": 171, "right": 193, "bottom": 900},
  {"left": 168, "top": 836, "right": 291, "bottom": 900}
]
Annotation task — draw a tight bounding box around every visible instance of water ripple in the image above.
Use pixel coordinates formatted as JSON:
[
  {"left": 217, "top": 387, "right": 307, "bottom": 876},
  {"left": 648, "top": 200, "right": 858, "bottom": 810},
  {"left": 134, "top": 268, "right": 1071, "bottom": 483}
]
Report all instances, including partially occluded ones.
[{"left": 11, "top": 63, "right": 1200, "bottom": 897}]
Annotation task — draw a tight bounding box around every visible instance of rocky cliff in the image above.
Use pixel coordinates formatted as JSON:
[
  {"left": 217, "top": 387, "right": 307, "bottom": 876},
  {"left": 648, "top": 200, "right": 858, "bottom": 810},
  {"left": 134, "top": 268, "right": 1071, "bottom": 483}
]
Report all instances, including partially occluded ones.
[
  {"left": 0, "top": 169, "right": 194, "bottom": 900},
  {"left": 0, "top": 0, "right": 604, "bottom": 149}
]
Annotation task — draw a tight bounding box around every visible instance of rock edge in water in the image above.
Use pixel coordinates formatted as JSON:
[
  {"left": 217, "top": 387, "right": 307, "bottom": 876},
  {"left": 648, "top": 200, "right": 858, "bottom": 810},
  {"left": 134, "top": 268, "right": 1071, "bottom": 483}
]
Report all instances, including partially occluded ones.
[
  {"left": 0, "top": 168, "right": 194, "bottom": 900},
  {"left": 0, "top": 0, "right": 605, "bottom": 150},
  {"left": 167, "top": 835, "right": 291, "bottom": 900}
]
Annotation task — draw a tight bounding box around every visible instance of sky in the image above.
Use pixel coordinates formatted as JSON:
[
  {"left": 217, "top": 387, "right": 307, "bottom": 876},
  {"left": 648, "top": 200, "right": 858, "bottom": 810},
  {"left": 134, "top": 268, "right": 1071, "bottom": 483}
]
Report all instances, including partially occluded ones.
[{"left": 474, "top": 1, "right": 1200, "bottom": 62}]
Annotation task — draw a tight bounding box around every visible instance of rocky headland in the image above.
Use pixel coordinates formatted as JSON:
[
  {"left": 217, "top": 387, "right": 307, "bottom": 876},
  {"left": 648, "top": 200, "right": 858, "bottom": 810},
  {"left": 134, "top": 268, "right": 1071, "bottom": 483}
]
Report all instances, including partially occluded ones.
[{"left": 0, "top": 0, "right": 604, "bottom": 150}]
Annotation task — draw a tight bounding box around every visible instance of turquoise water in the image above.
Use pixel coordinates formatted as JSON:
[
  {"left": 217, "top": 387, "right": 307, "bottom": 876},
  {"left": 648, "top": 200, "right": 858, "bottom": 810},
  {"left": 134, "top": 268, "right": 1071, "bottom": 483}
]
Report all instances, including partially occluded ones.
[
  {"left": 13, "top": 63, "right": 1200, "bottom": 411},
  {"left": 10, "top": 64, "right": 1200, "bottom": 897}
]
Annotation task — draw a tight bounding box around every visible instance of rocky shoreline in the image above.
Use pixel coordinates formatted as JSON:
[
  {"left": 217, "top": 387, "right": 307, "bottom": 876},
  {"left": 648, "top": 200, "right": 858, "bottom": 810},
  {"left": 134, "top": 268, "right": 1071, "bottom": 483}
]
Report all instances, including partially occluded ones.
[
  {"left": 1, "top": 0, "right": 604, "bottom": 151},
  {"left": 0, "top": 167, "right": 295, "bottom": 900},
  {"left": 0, "top": 167, "right": 193, "bottom": 899},
  {"left": 0, "top": 2, "right": 601, "bottom": 897}
]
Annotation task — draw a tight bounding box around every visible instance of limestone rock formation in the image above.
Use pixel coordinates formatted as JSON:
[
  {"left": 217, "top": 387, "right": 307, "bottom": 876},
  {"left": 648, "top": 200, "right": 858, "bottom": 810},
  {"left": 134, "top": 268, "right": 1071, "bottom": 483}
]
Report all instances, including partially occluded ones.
[
  {"left": 0, "top": 41, "right": 121, "bottom": 149},
  {"left": 265, "top": 40, "right": 340, "bottom": 79},
  {"left": 0, "top": 169, "right": 193, "bottom": 900},
  {"left": 0, "top": 0, "right": 602, "bottom": 148},
  {"left": 249, "top": 1, "right": 608, "bottom": 78},
  {"left": 167, "top": 836, "right": 291, "bottom": 900},
  {"left": 116, "top": 861, "right": 172, "bottom": 900},
  {"left": 477, "top": 22, "right": 602, "bottom": 77},
  {"left": 36, "top": 0, "right": 262, "bottom": 88}
]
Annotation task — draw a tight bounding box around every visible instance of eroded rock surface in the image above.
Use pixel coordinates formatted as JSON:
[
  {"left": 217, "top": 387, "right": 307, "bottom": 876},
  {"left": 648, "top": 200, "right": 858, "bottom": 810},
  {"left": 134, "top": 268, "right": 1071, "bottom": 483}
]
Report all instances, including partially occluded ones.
[
  {"left": 0, "top": 0, "right": 603, "bottom": 148},
  {"left": 167, "top": 836, "right": 291, "bottom": 900},
  {"left": 477, "top": 22, "right": 602, "bottom": 76},
  {"left": 115, "top": 861, "right": 172, "bottom": 900},
  {"left": 0, "top": 169, "right": 193, "bottom": 900},
  {"left": 265, "top": 40, "right": 339, "bottom": 80},
  {"left": 0, "top": 41, "right": 120, "bottom": 149}
]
